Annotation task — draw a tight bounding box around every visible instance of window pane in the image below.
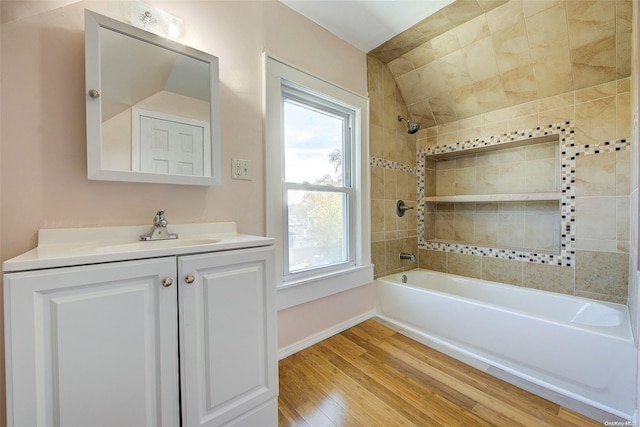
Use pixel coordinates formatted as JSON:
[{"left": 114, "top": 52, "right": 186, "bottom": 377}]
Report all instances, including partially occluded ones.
[
  {"left": 283, "top": 100, "right": 344, "bottom": 186},
  {"left": 288, "top": 189, "right": 347, "bottom": 273}
]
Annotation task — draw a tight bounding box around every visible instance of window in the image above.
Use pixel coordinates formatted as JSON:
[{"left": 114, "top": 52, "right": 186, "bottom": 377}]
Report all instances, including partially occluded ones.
[
  {"left": 264, "top": 55, "right": 372, "bottom": 308},
  {"left": 282, "top": 85, "right": 354, "bottom": 279}
]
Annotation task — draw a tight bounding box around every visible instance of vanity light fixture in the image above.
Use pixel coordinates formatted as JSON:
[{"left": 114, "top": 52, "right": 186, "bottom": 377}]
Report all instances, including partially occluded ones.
[{"left": 129, "top": 1, "right": 183, "bottom": 39}]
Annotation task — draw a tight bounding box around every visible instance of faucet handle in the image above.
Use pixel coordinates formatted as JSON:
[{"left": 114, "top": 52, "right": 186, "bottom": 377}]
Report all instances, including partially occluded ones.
[{"left": 154, "top": 210, "right": 168, "bottom": 227}]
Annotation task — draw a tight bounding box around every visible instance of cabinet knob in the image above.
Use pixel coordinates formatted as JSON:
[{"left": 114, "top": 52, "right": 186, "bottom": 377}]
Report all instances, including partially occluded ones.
[
  {"left": 184, "top": 274, "right": 195, "bottom": 284},
  {"left": 161, "top": 277, "right": 173, "bottom": 287}
]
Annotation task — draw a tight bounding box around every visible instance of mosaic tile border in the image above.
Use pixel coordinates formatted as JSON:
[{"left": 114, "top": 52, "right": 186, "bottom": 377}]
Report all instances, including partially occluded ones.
[
  {"left": 417, "top": 122, "right": 576, "bottom": 267},
  {"left": 370, "top": 157, "right": 417, "bottom": 174},
  {"left": 574, "top": 138, "right": 630, "bottom": 157}
]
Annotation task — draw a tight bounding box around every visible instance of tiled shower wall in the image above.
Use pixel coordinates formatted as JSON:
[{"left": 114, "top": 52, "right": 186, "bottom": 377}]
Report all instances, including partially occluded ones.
[
  {"left": 369, "top": 56, "right": 631, "bottom": 303},
  {"left": 369, "top": 56, "right": 418, "bottom": 277},
  {"left": 418, "top": 79, "right": 631, "bottom": 303}
]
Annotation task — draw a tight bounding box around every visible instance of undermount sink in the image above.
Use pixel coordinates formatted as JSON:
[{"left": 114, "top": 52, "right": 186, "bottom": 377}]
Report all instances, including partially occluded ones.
[{"left": 95, "top": 238, "right": 220, "bottom": 253}]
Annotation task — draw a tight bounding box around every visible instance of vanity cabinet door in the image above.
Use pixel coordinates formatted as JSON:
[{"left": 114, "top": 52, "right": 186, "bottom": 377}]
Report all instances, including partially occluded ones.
[
  {"left": 178, "top": 246, "right": 277, "bottom": 427},
  {"left": 4, "top": 257, "right": 180, "bottom": 427}
]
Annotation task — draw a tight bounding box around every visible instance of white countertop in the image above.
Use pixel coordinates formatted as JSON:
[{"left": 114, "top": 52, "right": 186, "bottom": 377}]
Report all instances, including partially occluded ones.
[{"left": 3, "top": 222, "right": 275, "bottom": 273}]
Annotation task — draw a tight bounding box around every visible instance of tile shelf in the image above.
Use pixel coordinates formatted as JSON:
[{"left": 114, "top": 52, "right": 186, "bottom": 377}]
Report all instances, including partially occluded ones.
[{"left": 423, "top": 192, "right": 562, "bottom": 203}]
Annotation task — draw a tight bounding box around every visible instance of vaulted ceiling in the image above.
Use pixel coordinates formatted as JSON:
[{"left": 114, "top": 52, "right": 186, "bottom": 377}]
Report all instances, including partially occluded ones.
[{"left": 369, "top": 0, "right": 632, "bottom": 128}]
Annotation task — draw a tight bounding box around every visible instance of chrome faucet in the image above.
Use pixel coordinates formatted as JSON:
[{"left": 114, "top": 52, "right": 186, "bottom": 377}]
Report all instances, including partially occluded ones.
[
  {"left": 399, "top": 252, "right": 416, "bottom": 262},
  {"left": 140, "top": 210, "right": 179, "bottom": 241}
]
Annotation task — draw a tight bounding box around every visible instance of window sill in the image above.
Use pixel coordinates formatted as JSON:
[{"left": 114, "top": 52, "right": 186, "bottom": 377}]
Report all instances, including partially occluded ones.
[{"left": 276, "top": 264, "right": 374, "bottom": 310}]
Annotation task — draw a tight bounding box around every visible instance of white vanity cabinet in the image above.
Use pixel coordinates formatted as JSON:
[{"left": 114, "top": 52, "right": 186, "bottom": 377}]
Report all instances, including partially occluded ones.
[{"left": 3, "top": 223, "right": 277, "bottom": 427}]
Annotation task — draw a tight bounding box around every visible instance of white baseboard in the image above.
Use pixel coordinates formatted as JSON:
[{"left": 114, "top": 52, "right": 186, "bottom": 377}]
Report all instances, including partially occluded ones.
[{"left": 278, "top": 310, "right": 375, "bottom": 360}]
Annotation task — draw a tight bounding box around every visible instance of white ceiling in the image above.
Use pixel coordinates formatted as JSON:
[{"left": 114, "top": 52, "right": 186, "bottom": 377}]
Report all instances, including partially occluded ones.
[{"left": 278, "top": 0, "right": 456, "bottom": 52}]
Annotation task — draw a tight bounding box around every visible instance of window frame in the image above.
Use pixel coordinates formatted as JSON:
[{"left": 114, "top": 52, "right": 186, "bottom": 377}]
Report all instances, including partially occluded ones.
[
  {"left": 281, "top": 84, "right": 356, "bottom": 280},
  {"left": 264, "top": 54, "right": 372, "bottom": 310}
]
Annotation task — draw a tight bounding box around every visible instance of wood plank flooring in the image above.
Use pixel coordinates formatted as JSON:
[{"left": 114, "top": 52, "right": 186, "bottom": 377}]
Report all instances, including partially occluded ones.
[{"left": 278, "top": 319, "right": 602, "bottom": 426}]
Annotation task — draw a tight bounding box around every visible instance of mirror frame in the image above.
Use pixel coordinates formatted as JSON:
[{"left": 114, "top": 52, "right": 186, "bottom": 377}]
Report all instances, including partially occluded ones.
[{"left": 85, "top": 10, "right": 222, "bottom": 186}]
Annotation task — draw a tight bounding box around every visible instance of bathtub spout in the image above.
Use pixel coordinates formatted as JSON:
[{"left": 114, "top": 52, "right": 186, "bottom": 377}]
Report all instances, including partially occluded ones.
[{"left": 399, "top": 252, "right": 416, "bottom": 262}]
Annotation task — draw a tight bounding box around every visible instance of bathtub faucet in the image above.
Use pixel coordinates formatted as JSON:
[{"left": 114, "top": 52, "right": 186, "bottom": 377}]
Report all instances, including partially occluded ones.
[{"left": 399, "top": 252, "right": 416, "bottom": 262}]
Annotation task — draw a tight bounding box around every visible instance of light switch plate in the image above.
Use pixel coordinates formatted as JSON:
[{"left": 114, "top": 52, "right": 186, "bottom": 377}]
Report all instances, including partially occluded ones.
[{"left": 231, "top": 159, "right": 252, "bottom": 180}]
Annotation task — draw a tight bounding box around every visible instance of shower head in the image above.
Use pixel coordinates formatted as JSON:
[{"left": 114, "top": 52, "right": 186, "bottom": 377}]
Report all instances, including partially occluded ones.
[{"left": 397, "top": 115, "right": 420, "bottom": 134}]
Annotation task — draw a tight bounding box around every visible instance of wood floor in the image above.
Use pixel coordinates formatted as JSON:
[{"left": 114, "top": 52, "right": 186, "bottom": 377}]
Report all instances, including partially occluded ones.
[{"left": 278, "top": 319, "right": 602, "bottom": 427}]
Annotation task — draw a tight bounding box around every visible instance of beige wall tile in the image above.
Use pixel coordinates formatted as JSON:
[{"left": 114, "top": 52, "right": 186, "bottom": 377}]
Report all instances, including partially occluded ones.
[
  {"left": 575, "top": 250, "right": 628, "bottom": 298},
  {"left": 474, "top": 76, "right": 510, "bottom": 113},
  {"left": 447, "top": 252, "right": 482, "bottom": 279},
  {"left": 449, "top": 84, "right": 481, "bottom": 119},
  {"left": 459, "top": 127, "right": 482, "bottom": 143},
  {"left": 523, "top": 262, "right": 574, "bottom": 294},
  {"left": 575, "top": 152, "right": 616, "bottom": 197},
  {"left": 441, "top": 0, "right": 484, "bottom": 27},
  {"left": 431, "top": 31, "right": 461, "bottom": 59},
  {"left": 532, "top": 52, "right": 574, "bottom": 98},
  {"left": 497, "top": 210, "right": 525, "bottom": 248},
  {"left": 371, "top": 199, "right": 385, "bottom": 233},
  {"left": 491, "top": 22, "right": 531, "bottom": 74},
  {"left": 475, "top": 212, "right": 498, "bottom": 244},
  {"left": 439, "top": 50, "right": 474, "bottom": 91},
  {"left": 482, "top": 120, "right": 509, "bottom": 138},
  {"left": 617, "top": 91, "right": 631, "bottom": 138},
  {"left": 395, "top": 70, "right": 422, "bottom": 105},
  {"left": 616, "top": 150, "right": 631, "bottom": 195},
  {"left": 371, "top": 166, "right": 384, "bottom": 199},
  {"left": 522, "top": 0, "right": 563, "bottom": 18},
  {"left": 509, "top": 114, "right": 539, "bottom": 133},
  {"left": 418, "top": 249, "right": 446, "bottom": 272},
  {"left": 384, "top": 199, "right": 398, "bottom": 232},
  {"left": 571, "top": 36, "right": 617, "bottom": 90},
  {"left": 538, "top": 106, "right": 574, "bottom": 127},
  {"left": 464, "top": 37, "right": 499, "bottom": 83},
  {"left": 525, "top": 158, "right": 557, "bottom": 192},
  {"left": 434, "top": 212, "right": 454, "bottom": 240},
  {"left": 404, "top": 42, "right": 436, "bottom": 69},
  {"left": 539, "top": 92, "right": 574, "bottom": 111},
  {"left": 429, "top": 95, "right": 458, "bottom": 124},
  {"left": 575, "top": 196, "right": 616, "bottom": 240},
  {"left": 482, "top": 107, "right": 509, "bottom": 124},
  {"left": 616, "top": 196, "right": 630, "bottom": 243},
  {"left": 509, "top": 100, "right": 538, "bottom": 118},
  {"left": 475, "top": 165, "right": 501, "bottom": 193},
  {"left": 385, "top": 238, "right": 404, "bottom": 272},
  {"left": 501, "top": 64, "right": 537, "bottom": 105},
  {"left": 485, "top": 0, "right": 523, "bottom": 34},
  {"left": 481, "top": 257, "right": 523, "bottom": 285},
  {"left": 384, "top": 168, "right": 397, "bottom": 200},
  {"left": 526, "top": 141, "right": 557, "bottom": 160},
  {"left": 617, "top": 77, "right": 631, "bottom": 93},
  {"left": 524, "top": 213, "right": 559, "bottom": 252},
  {"left": 454, "top": 212, "right": 475, "bottom": 242},
  {"left": 388, "top": 56, "right": 414, "bottom": 77},
  {"left": 566, "top": 0, "right": 615, "bottom": 49},
  {"left": 456, "top": 14, "right": 491, "bottom": 47},
  {"left": 525, "top": 1, "right": 570, "bottom": 60},
  {"left": 372, "top": 241, "right": 386, "bottom": 278},
  {"left": 499, "top": 162, "right": 526, "bottom": 193},
  {"left": 574, "top": 96, "right": 616, "bottom": 144},
  {"left": 436, "top": 169, "right": 455, "bottom": 196},
  {"left": 574, "top": 80, "right": 617, "bottom": 103},
  {"left": 455, "top": 167, "right": 476, "bottom": 194},
  {"left": 616, "top": 0, "right": 632, "bottom": 78}
]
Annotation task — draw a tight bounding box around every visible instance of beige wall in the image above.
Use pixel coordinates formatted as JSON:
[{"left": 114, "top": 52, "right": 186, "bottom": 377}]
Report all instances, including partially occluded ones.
[
  {"left": 0, "top": 1, "right": 374, "bottom": 422},
  {"left": 368, "top": 55, "right": 419, "bottom": 278}
]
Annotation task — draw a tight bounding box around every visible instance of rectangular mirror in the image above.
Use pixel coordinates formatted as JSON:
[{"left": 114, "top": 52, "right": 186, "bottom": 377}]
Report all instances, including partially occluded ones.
[{"left": 85, "top": 10, "right": 221, "bottom": 185}]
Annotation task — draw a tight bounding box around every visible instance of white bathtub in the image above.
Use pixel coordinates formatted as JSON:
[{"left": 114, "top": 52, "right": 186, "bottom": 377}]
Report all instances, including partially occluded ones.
[{"left": 376, "top": 269, "right": 637, "bottom": 420}]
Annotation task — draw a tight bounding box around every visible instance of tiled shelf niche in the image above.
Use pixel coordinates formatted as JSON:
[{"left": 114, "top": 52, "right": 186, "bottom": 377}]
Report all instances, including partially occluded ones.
[{"left": 417, "top": 123, "right": 575, "bottom": 267}]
